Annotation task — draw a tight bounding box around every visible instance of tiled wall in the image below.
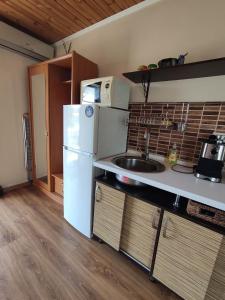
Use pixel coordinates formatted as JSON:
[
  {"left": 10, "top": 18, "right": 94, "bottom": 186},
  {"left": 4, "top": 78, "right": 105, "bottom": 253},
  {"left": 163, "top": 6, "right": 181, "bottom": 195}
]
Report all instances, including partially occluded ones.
[{"left": 128, "top": 102, "right": 225, "bottom": 163}]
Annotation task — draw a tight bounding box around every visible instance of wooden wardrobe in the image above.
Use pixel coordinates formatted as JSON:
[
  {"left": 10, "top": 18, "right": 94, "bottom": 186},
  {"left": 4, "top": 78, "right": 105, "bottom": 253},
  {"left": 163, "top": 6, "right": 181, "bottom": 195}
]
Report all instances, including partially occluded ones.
[{"left": 28, "top": 51, "right": 98, "bottom": 204}]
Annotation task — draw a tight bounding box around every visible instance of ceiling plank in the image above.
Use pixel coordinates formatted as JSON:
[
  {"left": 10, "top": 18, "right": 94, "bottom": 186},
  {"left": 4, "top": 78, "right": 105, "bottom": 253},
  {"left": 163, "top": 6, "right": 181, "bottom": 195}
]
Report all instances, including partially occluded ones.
[
  {"left": 10, "top": 0, "right": 67, "bottom": 36},
  {"left": 103, "top": 0, "right": 121, "bottom": 14},
  {"left": 34, "top": 0, "right": 82, "bottom": 32},
  {"left": 75, "top": 1, "right": 103, "bottom": 22},
  {"left": 0, "top": 2, "right": 60, "bottom": 42},
  {"left": 64, "top": 0, "right": 96, "bottom": 25},
  {"left": 85, "top": 0, "right": 112, "bottom": 19},
  {"left": 0, "top": 0, "right": 143, "bottom": 43},
  {"left": 55, "top": 0, "right": 90, "bottom": 28},
  {"left": 24, "top": 0, "right": 73, "bottom": 32}
]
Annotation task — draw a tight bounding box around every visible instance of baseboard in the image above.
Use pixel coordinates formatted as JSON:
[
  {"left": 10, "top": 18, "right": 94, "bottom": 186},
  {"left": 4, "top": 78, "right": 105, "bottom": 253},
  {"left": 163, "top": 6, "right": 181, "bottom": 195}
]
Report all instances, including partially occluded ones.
[
  {"left": 2, "top": 181, "right": 63, "bottom": 205},
  {"left": 3, "top": 181, "right": 32, "bottom": 193}
]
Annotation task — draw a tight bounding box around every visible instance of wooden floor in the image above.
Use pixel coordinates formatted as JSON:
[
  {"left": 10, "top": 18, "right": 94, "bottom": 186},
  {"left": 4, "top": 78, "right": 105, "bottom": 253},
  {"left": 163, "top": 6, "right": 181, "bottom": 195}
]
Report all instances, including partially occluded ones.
[{"left": 0, "top": 187, "right": 180, "bottom": 300}]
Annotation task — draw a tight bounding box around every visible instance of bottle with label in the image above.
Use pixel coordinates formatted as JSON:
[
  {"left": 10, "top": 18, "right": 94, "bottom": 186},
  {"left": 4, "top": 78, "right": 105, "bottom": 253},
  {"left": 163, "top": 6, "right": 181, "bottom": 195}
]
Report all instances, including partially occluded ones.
[{"left": 168, "top": 143, "right": 177, "bottom": 166}]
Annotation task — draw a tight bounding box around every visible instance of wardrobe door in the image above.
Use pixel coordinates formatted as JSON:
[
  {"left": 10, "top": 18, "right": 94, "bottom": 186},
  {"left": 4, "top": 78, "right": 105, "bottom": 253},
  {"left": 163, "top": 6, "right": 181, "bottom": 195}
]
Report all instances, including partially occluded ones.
[{"left": 29, "top": 64, "right": 50, "bottom": 191}]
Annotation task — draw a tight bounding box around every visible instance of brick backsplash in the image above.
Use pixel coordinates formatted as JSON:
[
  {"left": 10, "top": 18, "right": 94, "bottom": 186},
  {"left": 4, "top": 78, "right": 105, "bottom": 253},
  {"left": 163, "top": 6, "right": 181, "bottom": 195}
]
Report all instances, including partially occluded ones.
[{"left": 128, "top": 102, "right": 225, "bottom": 163}]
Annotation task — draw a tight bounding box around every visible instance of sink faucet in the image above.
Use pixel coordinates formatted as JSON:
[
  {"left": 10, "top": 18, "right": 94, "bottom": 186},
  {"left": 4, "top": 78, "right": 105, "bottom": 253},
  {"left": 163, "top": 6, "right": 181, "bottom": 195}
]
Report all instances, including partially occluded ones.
[{"left": 142, "top": 127, "right": 151, "bottom": 160}]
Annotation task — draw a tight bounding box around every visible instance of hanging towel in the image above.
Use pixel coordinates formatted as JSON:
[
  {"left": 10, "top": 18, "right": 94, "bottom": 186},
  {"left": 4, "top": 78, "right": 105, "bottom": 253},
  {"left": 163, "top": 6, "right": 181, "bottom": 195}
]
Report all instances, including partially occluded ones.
[{"left": 22, "top": 113, "right": 33, "bottom": 181}]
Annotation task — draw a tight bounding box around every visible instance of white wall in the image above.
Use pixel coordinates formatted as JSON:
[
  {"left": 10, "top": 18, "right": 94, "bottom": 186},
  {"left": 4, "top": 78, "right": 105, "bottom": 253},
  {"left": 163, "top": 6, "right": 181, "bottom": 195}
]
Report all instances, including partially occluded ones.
[
  {"left": 56, "top": 0, "right": 225, "bottom": 103},
  {"left": 0, "top": 21, "right": 54, "bottom": 59},
  {"left": 0, "top": 48, "right": 35, "bottom": 188}
]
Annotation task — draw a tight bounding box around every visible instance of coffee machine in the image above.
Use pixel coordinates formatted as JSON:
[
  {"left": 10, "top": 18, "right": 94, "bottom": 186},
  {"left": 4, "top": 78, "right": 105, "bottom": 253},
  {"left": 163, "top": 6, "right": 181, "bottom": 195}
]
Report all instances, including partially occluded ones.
[{"left": 195, "top": 134, "right": 225, "bottom": 183}]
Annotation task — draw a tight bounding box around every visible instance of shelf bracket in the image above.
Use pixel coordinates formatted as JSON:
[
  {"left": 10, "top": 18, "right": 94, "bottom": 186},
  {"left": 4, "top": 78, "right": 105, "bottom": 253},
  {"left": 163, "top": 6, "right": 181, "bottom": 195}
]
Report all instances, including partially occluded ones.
[{"left": 141, "top": 74, "right": 151, "bottom": 103}]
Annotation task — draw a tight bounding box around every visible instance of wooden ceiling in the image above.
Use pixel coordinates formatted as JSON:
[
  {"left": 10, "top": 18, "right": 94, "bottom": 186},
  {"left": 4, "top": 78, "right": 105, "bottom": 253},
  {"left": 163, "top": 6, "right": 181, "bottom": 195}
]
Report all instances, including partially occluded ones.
[{"left": 0, "top": 0, "right": 143, "bottom": 44}]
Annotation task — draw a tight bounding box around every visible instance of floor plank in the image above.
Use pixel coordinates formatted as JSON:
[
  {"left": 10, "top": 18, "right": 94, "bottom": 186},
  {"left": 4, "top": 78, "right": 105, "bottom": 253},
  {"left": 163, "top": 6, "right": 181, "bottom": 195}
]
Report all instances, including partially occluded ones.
[{"left": 0, "top": 187, "right": 181, "bottom": 300}]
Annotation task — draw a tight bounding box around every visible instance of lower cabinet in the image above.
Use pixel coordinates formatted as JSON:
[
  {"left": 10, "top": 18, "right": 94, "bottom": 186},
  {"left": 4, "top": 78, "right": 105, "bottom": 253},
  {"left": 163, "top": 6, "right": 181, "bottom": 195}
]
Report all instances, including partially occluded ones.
[
  {"left": 93, "top": 181, "right": 225, "bottom": 300},
  {"left": 93, "top": 181, "right": 159, "bottom": 265},
  {"left": 153, "top": 212, "right": 224, "bottom": 300},
  {"left": 93, "top": 182, "right": 125, "bottom": 250},
  {"left": 120, "top": 195, "right": 160, "bottom": 268},
  {"left": 206, "top": 237, "right": 225, "bottom": 300}
]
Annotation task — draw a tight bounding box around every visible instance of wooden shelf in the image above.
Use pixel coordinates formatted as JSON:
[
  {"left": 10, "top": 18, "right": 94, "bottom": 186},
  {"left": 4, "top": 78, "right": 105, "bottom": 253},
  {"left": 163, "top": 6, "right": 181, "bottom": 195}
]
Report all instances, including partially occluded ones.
[
  {"left": 52, "top": 173, "right": 63, "bottom": 198},
  {"left": 52, "top": 173, "right": 63, "bottom": 180},
  {"left": 62, "top": 80, "right": 71, "bottom": 84},
  {"left": 49, "top": 53, "right": 72, "bottom": 69},
  {"left": 123, "top": 57, "right": 225, "bottom": 83}
]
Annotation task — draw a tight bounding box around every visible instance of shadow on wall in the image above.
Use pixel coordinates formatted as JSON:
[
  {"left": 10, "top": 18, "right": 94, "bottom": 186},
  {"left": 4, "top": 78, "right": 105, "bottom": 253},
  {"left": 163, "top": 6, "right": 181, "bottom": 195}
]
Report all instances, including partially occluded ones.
[{"left": 129, "top": 75, "right": 225, "bottom": 103}]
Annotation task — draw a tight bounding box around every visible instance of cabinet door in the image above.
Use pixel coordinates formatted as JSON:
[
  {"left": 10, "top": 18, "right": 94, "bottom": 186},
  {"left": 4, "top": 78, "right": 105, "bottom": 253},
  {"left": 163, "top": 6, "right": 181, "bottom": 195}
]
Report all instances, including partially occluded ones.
[
  {"left": 120, "top": 196, "right": 160, "bottom": 268},
  {"left": 153, "top": 212, "right": 223, "bottom": 300},
  {"left": 206, "top": 237, "right": 225, "bottom": 300},
  {"left": 93, "top": 182, "right": 125, "bottom": 250}
]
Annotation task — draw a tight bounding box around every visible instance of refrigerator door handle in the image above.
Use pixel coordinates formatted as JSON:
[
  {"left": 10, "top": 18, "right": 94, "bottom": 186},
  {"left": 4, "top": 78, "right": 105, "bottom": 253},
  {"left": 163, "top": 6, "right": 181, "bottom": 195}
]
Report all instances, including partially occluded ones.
[{"left": 63, "top": 146, "right": 93, "bottom": 157}]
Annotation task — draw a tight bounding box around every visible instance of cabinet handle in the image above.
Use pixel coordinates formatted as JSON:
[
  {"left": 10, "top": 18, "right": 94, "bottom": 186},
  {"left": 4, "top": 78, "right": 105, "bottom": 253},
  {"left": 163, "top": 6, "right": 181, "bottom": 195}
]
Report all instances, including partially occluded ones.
[
  {"left": 162, "top": 216, "right": 169, "bottom": 238},
  {"left": 152, "top": 209, "right": 160, "bottom": 229},
  {"left": 95, "top": 185, "right": 102, "bottom": 202}
]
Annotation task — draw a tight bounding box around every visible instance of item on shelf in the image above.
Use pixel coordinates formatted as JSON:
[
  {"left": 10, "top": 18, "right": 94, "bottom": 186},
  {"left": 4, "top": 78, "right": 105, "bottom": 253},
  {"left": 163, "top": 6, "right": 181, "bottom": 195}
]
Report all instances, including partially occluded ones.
[
  {"left": 177, "top": 52, "right": 188, "bottom": 65},
  {"left": 158, "top": 58, "right": 178, "bottom": 68},
  {"left": 195, "top": 134, "right": 225, "bottom": 183},
  {"left": 168, "top": 143, "right": 177, "bottom": 166},
  {"left": 174, "top": 121, "right": 187, "bottom": 133},
  {"left": 187, "top": 200, "right": 225, "bottom": 228},
  {"left": 137, "top": 65, "right": 148, "bottom": 71},
  {"left": 158, "top": 53, "right": 189, "bottom": 68},
  {"left": 128, "top": 114, "right": 173, "bottom": 128},
  {"left": 173, "top": 102, "right": 189, "bottom": 133},
  {"left": 148, "top": 64, "right": 157, "bottom": 69}
]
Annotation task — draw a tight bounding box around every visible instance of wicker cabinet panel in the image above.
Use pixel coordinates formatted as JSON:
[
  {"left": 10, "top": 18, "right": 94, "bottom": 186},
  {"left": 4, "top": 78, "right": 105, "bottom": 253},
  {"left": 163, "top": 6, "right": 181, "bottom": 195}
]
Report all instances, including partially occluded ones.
[
  {"left": 120, "top": 195, "right": 160, "bottom": 268},
  {"left": 93, "top": 182, "right": 125, "bottom": 250},
  {"left": 153, "top": 212, "right": 223, "bottom": 300}
]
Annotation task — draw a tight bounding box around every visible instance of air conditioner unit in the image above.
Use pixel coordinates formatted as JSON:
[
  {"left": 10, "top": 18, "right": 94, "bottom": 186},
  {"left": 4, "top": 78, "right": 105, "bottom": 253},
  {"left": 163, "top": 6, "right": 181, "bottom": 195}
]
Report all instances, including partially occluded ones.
[{"left": 0, "top": 22, "right": 54, "bottom": 61}]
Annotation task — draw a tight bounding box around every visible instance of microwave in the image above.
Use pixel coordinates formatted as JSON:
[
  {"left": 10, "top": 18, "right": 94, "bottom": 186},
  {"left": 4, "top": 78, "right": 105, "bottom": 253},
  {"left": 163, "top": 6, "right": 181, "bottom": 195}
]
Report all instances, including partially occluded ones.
[{"left": 81, "top": 76, "right": 130, "bottom": 110}]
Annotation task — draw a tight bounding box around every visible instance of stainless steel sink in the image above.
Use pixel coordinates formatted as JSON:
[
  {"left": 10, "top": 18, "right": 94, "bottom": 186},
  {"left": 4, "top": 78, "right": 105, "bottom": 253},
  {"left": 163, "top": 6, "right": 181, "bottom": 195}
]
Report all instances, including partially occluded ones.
[{"left": 112, "top": 156, "right": 165, "bottom": 186}]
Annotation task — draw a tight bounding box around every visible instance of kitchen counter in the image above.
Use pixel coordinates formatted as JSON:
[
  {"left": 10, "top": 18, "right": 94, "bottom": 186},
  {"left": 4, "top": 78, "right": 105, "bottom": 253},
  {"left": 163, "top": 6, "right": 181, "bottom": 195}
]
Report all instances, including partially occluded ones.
[{"left": 94, "top": 153, "right": 225, "bottom": 212}]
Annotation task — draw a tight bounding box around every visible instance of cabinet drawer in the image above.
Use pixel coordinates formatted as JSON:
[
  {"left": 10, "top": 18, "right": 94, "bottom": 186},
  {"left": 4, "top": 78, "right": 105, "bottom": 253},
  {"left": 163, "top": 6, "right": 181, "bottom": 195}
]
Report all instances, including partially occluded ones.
[
  {"left": 121, "top": 196, "right": 160, "bottom": 268},
  {"left": 93, "top": 182, "right": 125, "bottom": 250},
  {"left": 154, "top": 212, "right": 223, "bottom": 300}
]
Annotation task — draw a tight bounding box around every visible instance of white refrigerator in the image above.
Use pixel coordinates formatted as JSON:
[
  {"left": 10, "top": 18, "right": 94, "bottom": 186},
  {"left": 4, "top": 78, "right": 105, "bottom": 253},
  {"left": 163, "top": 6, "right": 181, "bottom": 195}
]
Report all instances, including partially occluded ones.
[{"left": 63, "top": 104, "right": 129, "bottom": 238}]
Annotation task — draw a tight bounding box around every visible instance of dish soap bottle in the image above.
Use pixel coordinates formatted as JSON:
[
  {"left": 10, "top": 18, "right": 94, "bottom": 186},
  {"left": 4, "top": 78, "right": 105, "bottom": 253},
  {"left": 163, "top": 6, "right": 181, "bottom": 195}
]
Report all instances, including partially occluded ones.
[{"left": 168, "top": 143, "right": 177, "bottom": 166}]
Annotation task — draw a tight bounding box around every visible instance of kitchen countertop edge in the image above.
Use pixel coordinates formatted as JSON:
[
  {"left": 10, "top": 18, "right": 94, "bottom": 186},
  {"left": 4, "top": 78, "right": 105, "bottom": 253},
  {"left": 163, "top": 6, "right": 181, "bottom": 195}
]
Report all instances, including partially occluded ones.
[{"left": 94, "top": 154, "right": 225, "bottom": 212}]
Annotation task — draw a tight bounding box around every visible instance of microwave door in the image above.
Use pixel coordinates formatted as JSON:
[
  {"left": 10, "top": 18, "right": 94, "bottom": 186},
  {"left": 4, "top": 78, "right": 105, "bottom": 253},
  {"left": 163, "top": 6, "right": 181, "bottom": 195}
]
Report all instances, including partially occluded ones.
[{"left": 83, "top": 82, "right": 101, "bottom": 103}]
